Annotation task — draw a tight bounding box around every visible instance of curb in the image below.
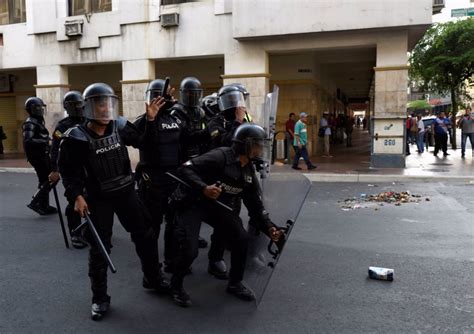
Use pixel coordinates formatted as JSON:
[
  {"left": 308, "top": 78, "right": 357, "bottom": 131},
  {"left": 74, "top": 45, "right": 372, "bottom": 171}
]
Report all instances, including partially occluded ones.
[
  {"left": 0, "top": 167, "right": 35, "bottom": 173},
  {"left": 1, "top": 167, "right": 473, "bottom": 183},
  {"left": 304, "top": 173, "right": 474, "bottom": 183}
]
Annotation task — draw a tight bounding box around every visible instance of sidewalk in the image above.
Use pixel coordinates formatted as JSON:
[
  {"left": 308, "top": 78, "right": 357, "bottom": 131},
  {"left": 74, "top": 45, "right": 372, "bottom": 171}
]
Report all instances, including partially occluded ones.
[
  {"left": 1, "top": 129, "right": 472, "bottom": 182},
  {"left": 274, "top": 128, "right": 474, "bottom": 183}
]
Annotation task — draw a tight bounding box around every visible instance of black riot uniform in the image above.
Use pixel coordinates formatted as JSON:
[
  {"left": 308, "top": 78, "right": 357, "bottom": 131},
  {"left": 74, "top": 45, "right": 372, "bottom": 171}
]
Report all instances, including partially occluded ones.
[
  {"left": 169, "top": 124, "right": 278, "bottom": 307},
  {"left": 58, "top": 83, "right": 167, "bottom": 321},
  {"left": 22, "top": 97, "right": 57, "bottom": 215},
  {"left": 50, "top": 91, "right": 87, "bottom": 249},
  {"left": 171, "top": 77, "right": 231, "bottom": 277},
  {"left": 134, "top": 79, "right": 184, "bottom": 271}
]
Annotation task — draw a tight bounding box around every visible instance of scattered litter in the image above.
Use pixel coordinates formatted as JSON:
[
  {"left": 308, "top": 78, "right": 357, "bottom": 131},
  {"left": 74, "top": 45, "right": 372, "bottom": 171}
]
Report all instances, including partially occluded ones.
[
  {"left": 368, "top": 267, "right": 394, "bottom": 281},
  {"left": 339, "top": 191, "right": 427, "bottom": 211}
]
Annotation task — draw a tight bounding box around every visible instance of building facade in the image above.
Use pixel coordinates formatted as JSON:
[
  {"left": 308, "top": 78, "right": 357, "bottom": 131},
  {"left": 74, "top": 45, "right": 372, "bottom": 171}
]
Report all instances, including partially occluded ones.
[{"left": 0, "top": 0, "right": 438, "bottom": 167}]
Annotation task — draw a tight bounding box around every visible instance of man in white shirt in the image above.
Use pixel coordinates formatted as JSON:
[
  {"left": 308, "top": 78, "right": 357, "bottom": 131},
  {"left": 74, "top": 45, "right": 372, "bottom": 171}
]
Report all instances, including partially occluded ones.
[
  {"left": 416, "top": 114, "right": 425, "bottom": 153},
  {"left": 320, "top": 111, "right": 332, "bottom": 157}
]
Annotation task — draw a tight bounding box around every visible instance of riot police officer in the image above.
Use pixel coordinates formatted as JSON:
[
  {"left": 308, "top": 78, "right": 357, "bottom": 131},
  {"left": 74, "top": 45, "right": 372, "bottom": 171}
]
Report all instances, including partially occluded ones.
[
  {"left": 171, "top": 77, "right": 210, "bottom": 158},
  {"left": 169, "top": 123, "right": 284, "bottom": 307},
  {"left": 134, "top": 79, "right": 183, "bottom": 273},
  {"left": 48, "top": 91, "right": 87, "bottom": 249},
  {"left": 207, "top": 85, "right": 248, "bottom": 149},
  {"left": 201, "top": 93, "right": 220, "bottom": 119},
  {"left": 58, "top": 83, "right": 168, "bottom": 321},
  {"left": 170, "top": 77, "right": 229, "bottom": 278},
  {"left": 22, "top": 97, "right": 57, "bottom": 215}
]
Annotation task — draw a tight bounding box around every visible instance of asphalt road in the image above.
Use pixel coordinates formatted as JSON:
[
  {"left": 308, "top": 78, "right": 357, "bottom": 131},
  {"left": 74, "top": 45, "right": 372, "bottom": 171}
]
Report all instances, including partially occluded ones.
[{"left": 0, "top": 172, "right": 473, "bottom": 333}]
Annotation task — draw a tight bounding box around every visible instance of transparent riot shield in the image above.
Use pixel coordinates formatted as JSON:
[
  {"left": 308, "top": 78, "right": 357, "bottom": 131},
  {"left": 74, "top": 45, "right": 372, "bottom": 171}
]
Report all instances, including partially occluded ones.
[
  {"left": 244, "top": 172, "right": 311, "bottom": 305},
  {"left": 262, "top": 85, "right": 280, "bottom": 166}
]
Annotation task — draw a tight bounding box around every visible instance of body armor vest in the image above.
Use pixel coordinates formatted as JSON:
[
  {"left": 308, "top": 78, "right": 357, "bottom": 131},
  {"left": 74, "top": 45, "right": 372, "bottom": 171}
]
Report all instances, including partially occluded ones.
[
  {"left": 23, "top": 117, "right": 50, "bottom": 143},
  {"left": 139, "top": 112, "right": 182, "bottom": 172},
  {"left": 81, "top": 122, "right": 133, "bottom": 194}
]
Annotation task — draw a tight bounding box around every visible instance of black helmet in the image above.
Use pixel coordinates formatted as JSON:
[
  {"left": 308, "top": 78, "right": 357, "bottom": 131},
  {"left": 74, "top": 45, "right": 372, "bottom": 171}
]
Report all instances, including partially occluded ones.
[
  {"left": 201, "top": 93, "right": 219, "bottom": 117},
  {"left": 179, "top": 77, "right": 202, "bottom": 108},
  {"left": 63, "top": 91, "right": 85, "bottom": 117},
  {"left": 145, "top": 79, "right": 166, "bottom": 104},
  {"left": 83, "top": 83, "right": 119, "bottom": 121},
  {"left": 232, "top": 123, "right": 267, "bottom": 160},
  {"left": 217, "top": 85, "right": 246, "bottom": 118},
  {"left": 229, "top": 83, "right": 249, "bottom": 96},
  {"left": 25, "top": 97, "right": 47, "bottom": 118}
]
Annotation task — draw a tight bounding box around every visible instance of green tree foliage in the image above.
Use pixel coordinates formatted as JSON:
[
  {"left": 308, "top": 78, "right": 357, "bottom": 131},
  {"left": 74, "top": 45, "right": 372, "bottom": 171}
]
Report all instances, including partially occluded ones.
[{"left": 409, "top": 18, "right": 474, "bottom": 148}]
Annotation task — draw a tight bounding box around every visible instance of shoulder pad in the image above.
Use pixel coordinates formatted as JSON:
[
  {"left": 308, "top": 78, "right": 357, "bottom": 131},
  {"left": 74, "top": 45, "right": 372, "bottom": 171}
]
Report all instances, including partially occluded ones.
[
  {"left": 25, "top": 117, "right": 40, "bottom": 125},
  {"left": 215, "top": 147, "right": 236, "bottom": 164},
  {"left": 116, "top": 116, "right": 127, "bottom": 130},
  {"left": 63, "top": 126, "right": 88, "bottom": 142}
]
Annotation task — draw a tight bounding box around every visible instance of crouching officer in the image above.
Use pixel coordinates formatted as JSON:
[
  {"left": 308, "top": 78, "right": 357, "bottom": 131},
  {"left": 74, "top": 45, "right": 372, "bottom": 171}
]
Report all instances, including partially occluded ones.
[
  {"left": 169, "top": 123, "right": 284, "bottom": 307},
  {"left": 58, "top": 83, "right": 169, "bottom": 320},
  {"left": 49, "top": 91, "right": 87, "bottom": 249},
  {"left": 22, "top": 97, "right": 57, "bottom": 215}
]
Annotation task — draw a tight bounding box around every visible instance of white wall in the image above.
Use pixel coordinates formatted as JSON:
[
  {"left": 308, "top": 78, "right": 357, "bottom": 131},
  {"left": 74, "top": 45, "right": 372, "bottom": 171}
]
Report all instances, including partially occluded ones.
[{"left": 233, "top": 0, "right": 432, "bottom": 39}]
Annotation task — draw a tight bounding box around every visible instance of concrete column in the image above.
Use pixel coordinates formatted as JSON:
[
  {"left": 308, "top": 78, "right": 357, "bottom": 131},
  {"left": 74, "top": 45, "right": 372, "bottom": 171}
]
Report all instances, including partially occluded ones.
[
  {"left": 371, "top": 32, "right": 409, "bottom": 168},
  {"left": 35, "top": 65, "right": 70, "bottom": 133},
  {"left": 121, "top": 59, "right": 156, "bottom": 165},
  {"left": 223, "top": 46, "right": 270, "bottom": 125}
]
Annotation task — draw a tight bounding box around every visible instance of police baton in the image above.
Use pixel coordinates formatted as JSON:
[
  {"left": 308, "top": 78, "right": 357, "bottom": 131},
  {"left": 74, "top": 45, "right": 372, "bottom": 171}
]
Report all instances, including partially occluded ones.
[
  {"left": 52, "top": 185, "right": 70, "bottom": 249},
  {"left": 72, "top": 213, "right": 117, "bottom": 273},
  {"left": 165, "top": 172, "right": 233, "bottom": 212}
]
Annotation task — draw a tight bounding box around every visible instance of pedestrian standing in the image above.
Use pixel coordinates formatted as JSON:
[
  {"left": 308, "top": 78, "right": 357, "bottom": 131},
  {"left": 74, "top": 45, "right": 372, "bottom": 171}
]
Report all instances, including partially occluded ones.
[
  {"left": 458, "top": 106, "right": 474, "bottom": 158},
  {"left": 405, "top": 116, "right": 411, "bottom": 156},
  {"left": 432, "top": 111, "right": 450, "bottom": 157},
  {"left": 344, "top": 115, "right": 354, "bottom": 147},
  {"left": 0, "top": 125, "right": 6, "bottom": 155},
  {"left": 416, "top": 114, "right": 425, "bottom": 153},
  {"left": 292, "top": 112, "right": 316, "bottom": 170},
  {"left": 320, "top": 111, "right": 332, "bottom": 158}
]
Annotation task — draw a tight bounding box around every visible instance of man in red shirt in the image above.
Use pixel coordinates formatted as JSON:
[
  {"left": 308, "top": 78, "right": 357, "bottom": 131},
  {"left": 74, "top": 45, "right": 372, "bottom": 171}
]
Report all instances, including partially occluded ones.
[{"left": 285, "top": 113, "right": 296, "bottom": 162}]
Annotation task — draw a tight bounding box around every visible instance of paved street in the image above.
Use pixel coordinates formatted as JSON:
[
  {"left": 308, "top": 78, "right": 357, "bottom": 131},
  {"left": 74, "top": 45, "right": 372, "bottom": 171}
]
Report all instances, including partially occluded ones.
[{"left": 1, "top": 172, "right": 473, "bottom": 333}]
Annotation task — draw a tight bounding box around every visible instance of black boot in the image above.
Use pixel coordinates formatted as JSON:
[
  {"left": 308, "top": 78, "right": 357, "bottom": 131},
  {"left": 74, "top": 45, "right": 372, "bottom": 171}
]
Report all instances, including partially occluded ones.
[
  {"left": 38, "top": 194, "right": 57, "bottom": 215},
  {"left": 171, "top": 286, "right": 192, "bottom": 307},
  {"left": 91, "top": 296, "right": 111, "bottom": 321},
  {"left": 226, "top": 281, "right": 255, "bottom": 301},
  {"left": 208, "top": 260, "right": 228, "bottom": 280},
  {"left": 198, "top": 236, "right": 208, "bottom": 249},
  {"left": 71, "top": 235, "right": 88, "bottom": 249},
  {"left": 170, "top": 276, "right": 192, "bottom": 307},
  {"left": 27, "top": 202, "right": 47, "bottom": 215},
  {"left": 143, "top": 274, "right": 171, "bottom": 294},
  {"left": 42, "top": 205, "right": 58, "bottom": 215}
]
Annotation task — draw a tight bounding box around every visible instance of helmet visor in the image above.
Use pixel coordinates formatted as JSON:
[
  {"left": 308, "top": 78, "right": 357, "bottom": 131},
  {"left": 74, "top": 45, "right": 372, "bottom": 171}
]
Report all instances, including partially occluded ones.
[
  {"left": 145, "top": 89, "right": 163, "bottom": 104},
  {"left": 218, "top": 91, "right": 246, "bottom": 112},
  {"left": 84, "top": 96, "right": 119, "bottom": 121},
  {"left": 31, "top": 104, "right": 47, "bottom": 117},
  {"left": 65, "top": 101, "right": 85, "bottom": 117},
  {"left": 246, "top": 137, "right": 271, "bottom": 161},
  {"left": 180, "top": 90, "right": 203, "bottom": 108}
]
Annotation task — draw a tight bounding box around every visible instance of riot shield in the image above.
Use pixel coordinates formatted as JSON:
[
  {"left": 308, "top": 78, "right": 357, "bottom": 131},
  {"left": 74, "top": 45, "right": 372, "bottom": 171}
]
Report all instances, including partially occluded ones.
[
  {"left": 244, "top": 172, "right": 311, "bottom": 305},
  {"left": 262, "top": 85, "right": 280, "bottom": 168}
]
